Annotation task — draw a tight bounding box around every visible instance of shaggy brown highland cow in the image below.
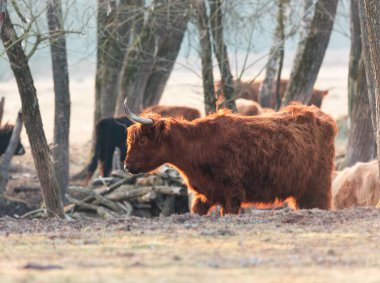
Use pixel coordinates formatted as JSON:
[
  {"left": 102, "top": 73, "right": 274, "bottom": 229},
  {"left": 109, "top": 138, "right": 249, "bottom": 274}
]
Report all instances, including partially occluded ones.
[
  {"left": 123, "top": 99, "right": 337, "bottom": 215},
  {"left": 332, "top": 160, "right": 380, "bottom": 209},
  {"left": 144, "top": 105, "right": 201, "bottom": 121}
]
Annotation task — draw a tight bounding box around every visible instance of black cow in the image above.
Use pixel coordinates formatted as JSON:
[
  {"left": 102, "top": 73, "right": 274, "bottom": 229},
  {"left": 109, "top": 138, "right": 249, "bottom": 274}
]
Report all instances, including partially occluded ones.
[
  {"left": 86, "top": 116, "right": 133, "bottom": 181},
  {"left": 0, "top": 124, "right": 25, "bottom": 156}
]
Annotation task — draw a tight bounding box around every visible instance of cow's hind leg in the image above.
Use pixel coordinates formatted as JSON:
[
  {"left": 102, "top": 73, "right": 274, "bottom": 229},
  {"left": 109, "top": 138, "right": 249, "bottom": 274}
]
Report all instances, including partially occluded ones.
[
  {"left": 298, "top": 173, "right": 332, "bottom": 210},
  {"left": 102, "top": 147, "right": 114, "bottom": 177}
]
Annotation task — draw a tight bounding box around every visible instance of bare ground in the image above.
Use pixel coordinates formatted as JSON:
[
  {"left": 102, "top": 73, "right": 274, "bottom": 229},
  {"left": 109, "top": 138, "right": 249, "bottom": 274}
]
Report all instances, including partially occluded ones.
[{"left": 0, "top": 208, "right": 379, "bottom": 283}]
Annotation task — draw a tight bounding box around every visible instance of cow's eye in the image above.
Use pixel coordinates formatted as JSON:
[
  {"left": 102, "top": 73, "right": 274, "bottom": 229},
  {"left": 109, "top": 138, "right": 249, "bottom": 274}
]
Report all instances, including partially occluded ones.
[{"left": 138, "top": 138, "right": 147, "bottom": 146}]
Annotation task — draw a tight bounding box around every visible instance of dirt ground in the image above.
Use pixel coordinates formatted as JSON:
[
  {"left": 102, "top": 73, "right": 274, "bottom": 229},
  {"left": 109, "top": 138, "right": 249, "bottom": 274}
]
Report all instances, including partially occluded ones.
[{"left": 0, "top": 208, "right": 379, "bottom": 283}]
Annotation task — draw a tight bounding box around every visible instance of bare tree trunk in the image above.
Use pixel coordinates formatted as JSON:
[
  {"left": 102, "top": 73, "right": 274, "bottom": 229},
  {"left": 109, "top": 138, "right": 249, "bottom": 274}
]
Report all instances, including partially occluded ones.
[
  {"left": 94, "top": 0, "right": 109, "bottom": 124},
  {"left": 348, "top": 0, "right": 362, "bottom": 119},
  {"left": 47, "top": 0, "right": 71, "bottom": 199},
  {"left": 98, "top": 0, "right": 121, "bottom": 119},
  {"left": 115, "top": 0, "right": 190, "bottom": 114},
  {"left": 345, "top": 56, "right": 376, "bottom": 167},
  {"left": 344, "top": 0, "right": 376, "bottom": 167},
  {"left": 1, "top": 12, "right": 64, "bottom": 218},
  {"left": 95, "top": 0, "right": 144, "bottom": 123},
  {"left": 195, "top": 0, "right": 216, "bottom": 114},
  {"left": 259, "top": 0, "right": 287, "bottom": 109},
  {"left": 358, "top": 0, "right": 380, "bottom": 174},
  {"left": 209, "top": 0, "right": 236, "bottom": 111},
  {"left": 143, "top": 1, "right": 190, "bottom": 108},
  {"left": 0, "top": 97, "right": 4, "bottom": 126},
  {"left": 283, "top": 0, "right": 338, "bottom": 106},
  {"left": 115, "top": 11, "right": 157, "bottom": 114},
  {"left": 0, "top": 112, "right": 22, "bottom": 197}
]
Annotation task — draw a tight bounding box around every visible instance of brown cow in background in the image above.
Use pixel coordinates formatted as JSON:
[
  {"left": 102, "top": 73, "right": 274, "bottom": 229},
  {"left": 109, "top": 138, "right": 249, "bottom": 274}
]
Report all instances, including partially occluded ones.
[
  {"left": 215, "top": 79, "right": 329, "bottom": 109},
  {"left": 123, "top": 100, "right": 337, "bottom": 215},
  {"left": 144, "top": 105, "right": 201, "bottom": 121},
  {"left": 235, "top": 99, "right": 263, "bottom": 116},
  {"left": 235, "top": 99, "right": 275, "bottom": 116},
  {"left": 332, "top": 160, "right": 380, "bottom": 209}
]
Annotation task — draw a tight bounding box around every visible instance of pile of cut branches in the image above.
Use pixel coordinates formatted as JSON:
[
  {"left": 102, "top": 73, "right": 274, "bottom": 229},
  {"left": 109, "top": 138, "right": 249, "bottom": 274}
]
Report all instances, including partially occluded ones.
[{"left": 66, "top": 166, "right": 189, "bottom": 219}]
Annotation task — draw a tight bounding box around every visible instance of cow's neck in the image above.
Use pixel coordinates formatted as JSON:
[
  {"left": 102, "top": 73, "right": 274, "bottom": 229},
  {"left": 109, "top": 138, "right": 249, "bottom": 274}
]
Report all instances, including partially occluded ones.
[{"left": 165, "top": 121, "right": 216, "bottom": 182}]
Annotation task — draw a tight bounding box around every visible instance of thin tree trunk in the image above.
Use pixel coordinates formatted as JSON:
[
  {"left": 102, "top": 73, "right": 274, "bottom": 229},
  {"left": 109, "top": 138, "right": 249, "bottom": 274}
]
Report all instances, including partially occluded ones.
[
  {"left": 1, "top": 12, "right": 64, "bottom": 218},
  {"left": 283, "top": 0, "right": 338, "bottom": 106},
  {"left": 348, "top": 0, "right": 362, "bottom": 119},
  {"left": 0, "top": 112, "right": 22, "bottom": 197},
  {"left": 0, "top": 97, "right": 4, "bottom": 126},
  {"left": 115, "top": 11, "right": 157, "bottom": 114},
  {"left": 143, "top": 0, "right": 190, "bottom": 108},
  {"left": 94, "top": 0, "right": 109, "bottom": 124},
  {"left": 115, "top": 0, "right": 190, "bottom": 114},
  {"left": 259, "top": 0, "right": 287, "bottom": 109},
  {"left": 209, "top": 0, "right": 236, "bottom": 111},
  {"left": 358, "top": 0, "right": 380, "bottom": 175},
  {"left": 47, "top": 0, "right": 71, "bottom": 199},
  {"left": 345, "top": 55, "right": 376, "bottom": 167},
  {"left": 358, "top": 0, "right": 378, "bottom": 140},
  {"left": 99, "top": 0, "right": 121, "bottom": 119},
  {"left": 95, "top": 0, "right": 144, "bottom": 121},
  {"left": 195, "top": 0, "right": 216, "bottom": 114},
  {"left": 344, "top": 0, "right": 376, "bottom": 167}
]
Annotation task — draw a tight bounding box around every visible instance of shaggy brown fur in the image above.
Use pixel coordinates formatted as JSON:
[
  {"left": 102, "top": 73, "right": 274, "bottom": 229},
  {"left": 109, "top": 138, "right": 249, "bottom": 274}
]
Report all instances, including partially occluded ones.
[
  {"left": 125, "top": 103, "right": 337, "bottom": 215},
  {"left": 215, "top": 79, "right": 329, "bottom": 109},
  {"left": 235, "top": 99, "right": 263, "bottom": 116},
  {"left": 0, "top": 124, "right": 25, "bottom": 156},
  {"left": 144, "top": 105, "right": 201, "bottom": 121},
  {"left": 332, "top": 160, "right": 380, "bottom": 209}
]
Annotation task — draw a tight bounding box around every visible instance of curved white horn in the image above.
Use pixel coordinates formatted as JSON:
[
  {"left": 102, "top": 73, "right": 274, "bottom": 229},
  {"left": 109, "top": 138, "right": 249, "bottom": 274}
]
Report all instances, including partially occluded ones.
[{"left": 123, "top": 98, "right": 153, "bottom": 125}]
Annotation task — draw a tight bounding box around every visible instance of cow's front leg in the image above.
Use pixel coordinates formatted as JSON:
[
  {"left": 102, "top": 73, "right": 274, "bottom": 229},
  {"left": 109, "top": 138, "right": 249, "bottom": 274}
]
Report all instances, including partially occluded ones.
[
  {"left": 220, "top": 197, "right": 241, "bottom": 215},
  {"left": 192, "top": 197, "right": 213, "bottom": 215}
]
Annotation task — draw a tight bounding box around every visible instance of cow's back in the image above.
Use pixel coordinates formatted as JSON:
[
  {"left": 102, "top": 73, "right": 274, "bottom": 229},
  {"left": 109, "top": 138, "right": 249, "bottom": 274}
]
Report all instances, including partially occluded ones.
[
  {"left": 206, "top": 104, "right": 336, "bottom": 204},
  {"left": 145, "top": 105, "right": 201, "bottom": 121}
]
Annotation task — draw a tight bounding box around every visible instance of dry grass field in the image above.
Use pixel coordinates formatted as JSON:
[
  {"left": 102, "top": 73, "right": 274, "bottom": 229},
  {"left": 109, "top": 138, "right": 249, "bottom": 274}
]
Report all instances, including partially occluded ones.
[{"left": 0, "top": 208, "right": 379, "bottom": 283}]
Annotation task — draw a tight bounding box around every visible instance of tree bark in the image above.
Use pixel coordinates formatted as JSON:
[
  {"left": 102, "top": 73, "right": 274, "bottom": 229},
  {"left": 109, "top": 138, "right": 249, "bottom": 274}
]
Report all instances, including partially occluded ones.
[
  {"left": 94, "top": 0, "right": 108, "bottom": 124},
  {"left": 115, "top": 0, "right": 190, "bottom": 114},
  {"left": 345, "top": 55, "right": 376, "bottom": 167},
  {"left": 259, "top": 0, "right": 287, "bottom": 109},
  {"left": 282, "top": 0, "right": 339, "bottom": 106},
  {"left": 348, "top": 0, "right": 362, "bottom": 119},
  {"left": 0, "top": 97, "right": 4, "bottom": 126},
  {"left": 94, "top": 0, "right": 144, "bottom": 123},
  {"left": 143, "top": 0, "right": 190, "bottom": 108},
  {"left": 47, "top": 0, "right": 71, "bottom": 199},
  {"left": 358, "top": 0, "right": 380, "bottom": 175},
  {"left": 344, "top": 0, "right": 376, "bottom": 167},
  {"left": 195, "top": 0, "right": 216, "bottom": 114},
  {"left": 0, "top": 12, "right": 64, "bottom": 218},
  {"left": 115, "top": 10, "right": 157, "bottom": 114},
  {"left": 209, "top": 0, "right": 236, "bottom": 111},
  {"left": 0, "top": 112, "right": 22, "bottom": 197}
]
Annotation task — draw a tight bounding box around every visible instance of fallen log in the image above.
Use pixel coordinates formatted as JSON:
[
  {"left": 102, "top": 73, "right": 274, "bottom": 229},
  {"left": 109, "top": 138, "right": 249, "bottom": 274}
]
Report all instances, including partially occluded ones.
[{"left": 106, "top": 185, "right": 186, "bottom": 201}]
